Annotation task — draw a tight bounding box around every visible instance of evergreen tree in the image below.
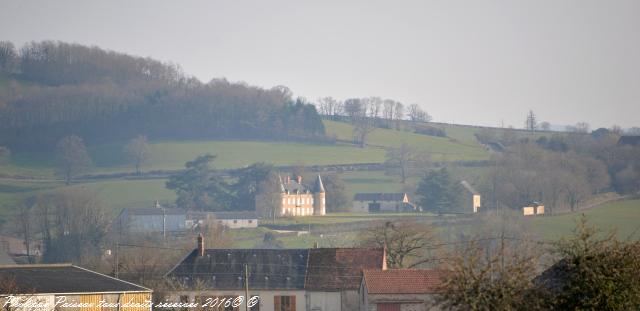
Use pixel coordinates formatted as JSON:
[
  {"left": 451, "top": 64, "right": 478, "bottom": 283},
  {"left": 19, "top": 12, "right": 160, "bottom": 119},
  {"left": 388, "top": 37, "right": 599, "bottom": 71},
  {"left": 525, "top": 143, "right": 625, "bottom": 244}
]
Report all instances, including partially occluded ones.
[
  {"left": 166, "top": 154, "right": 231, "bottom": 211},
  {"left": 415, "top": 168, "right": 462, "bottom": 213}
]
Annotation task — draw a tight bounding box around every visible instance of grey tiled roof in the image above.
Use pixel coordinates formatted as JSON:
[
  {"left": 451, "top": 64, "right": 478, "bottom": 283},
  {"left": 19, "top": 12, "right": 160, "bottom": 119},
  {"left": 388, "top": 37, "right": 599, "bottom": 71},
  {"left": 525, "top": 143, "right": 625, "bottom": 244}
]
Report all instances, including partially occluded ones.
[
  {"left": 167, "top": 249, "right": 309, "bottom": 290},
  {"left": 354, "top": 193, "right": 407, "bottom": 202}
]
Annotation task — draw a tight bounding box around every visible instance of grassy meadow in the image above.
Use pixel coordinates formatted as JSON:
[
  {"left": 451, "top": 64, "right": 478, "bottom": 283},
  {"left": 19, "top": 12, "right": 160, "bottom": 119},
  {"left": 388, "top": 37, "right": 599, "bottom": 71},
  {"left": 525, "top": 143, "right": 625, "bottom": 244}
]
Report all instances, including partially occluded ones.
[{"left": 532, "top": 199, "right": 640, "bottom": 240}]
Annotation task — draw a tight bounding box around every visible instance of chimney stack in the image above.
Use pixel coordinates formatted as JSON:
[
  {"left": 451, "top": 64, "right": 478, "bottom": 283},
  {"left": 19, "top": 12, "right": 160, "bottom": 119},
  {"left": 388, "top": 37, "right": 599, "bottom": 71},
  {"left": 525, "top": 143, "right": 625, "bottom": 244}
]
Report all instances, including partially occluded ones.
[
  {"left": 287, "top": 176, "right": 291, "bottom": 184},
  {"left": 297, "top": 175, "right": 302, "bottom": 184},
  {"left": 382, "top": 243, "right": 388, "bottom": 270},
  {"left": 197, "top": 233, "right": 204, "bottom": 257}
]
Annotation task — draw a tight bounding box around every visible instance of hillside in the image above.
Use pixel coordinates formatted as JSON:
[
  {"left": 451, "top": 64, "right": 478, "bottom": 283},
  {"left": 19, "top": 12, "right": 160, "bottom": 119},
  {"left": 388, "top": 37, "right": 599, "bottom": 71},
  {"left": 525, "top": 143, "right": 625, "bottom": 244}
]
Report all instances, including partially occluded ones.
[{"left": 0, "top": 119, "right": 493, "bottom": 219}]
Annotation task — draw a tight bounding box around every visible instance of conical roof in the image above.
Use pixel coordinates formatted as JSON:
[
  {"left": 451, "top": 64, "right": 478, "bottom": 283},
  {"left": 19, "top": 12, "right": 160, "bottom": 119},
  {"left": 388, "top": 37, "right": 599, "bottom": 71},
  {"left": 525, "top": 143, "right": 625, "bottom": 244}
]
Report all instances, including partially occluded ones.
[
  {"left": 313, "top": 175, "right": 325, "bottom": 193},
  {"left": 278, "top": 174, "right": 286, "bottom": 193}
]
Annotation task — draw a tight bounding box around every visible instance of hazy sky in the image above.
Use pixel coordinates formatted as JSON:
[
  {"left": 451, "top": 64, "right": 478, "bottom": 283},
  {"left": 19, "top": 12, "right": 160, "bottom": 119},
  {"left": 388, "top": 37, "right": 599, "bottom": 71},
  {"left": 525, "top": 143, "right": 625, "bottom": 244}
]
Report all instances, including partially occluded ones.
[{"left": 1, "top": 0, "right": 639, "bottom": 128}]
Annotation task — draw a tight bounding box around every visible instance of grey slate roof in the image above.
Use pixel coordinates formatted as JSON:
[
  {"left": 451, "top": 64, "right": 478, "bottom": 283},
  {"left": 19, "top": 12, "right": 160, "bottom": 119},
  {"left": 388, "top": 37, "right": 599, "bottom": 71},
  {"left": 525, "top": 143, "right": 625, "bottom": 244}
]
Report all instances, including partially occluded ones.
[
  {"left": 354, "top": 193, "right": 407, "bottom": 202},
  {"left": 167, "top": 249, "right": 309, "bottom": 290},
  {"left": 167, "top": 247, "right": 385, "bottom": 291},
  {"left": 0, "top": 264, "right": 150, "bottom": 294},
  {"left": 282, "top": 179, "right": 310, "bottom": 193},
  {"left": 618, "top": 136, "right": 640, "bottom": 146},
  {"left": 121, "top": 207, "right": 186, "bottom": 216}
]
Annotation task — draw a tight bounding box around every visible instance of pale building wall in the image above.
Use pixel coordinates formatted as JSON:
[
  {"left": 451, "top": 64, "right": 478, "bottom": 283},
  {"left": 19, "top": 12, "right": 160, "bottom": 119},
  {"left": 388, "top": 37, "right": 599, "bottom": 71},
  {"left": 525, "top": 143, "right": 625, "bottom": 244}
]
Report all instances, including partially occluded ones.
[
  {"left": 341, "top": 290, "right": 360, "bottom": 311},
  {"left": 306, "top": 291, "right": 341, "bottom": 311},
  {"left": 169, "top": 290, "right": 306, "bottom": 311},
  {"left": 281, "top": 193, "right": 315, "bottom": 216},
  {"left": 473, "top": 194, "right": 481, "bottom": 213},
  {"left": 351, "top": 201, "right": 405, "bottom": 213},
  {"left": 219, "top": 219, "right": 258, "bottom": 229}
]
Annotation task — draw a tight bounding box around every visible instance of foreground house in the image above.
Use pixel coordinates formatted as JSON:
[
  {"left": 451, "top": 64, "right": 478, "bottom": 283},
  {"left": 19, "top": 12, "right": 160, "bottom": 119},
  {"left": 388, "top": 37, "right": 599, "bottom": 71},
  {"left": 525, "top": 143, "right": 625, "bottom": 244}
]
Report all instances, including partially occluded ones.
[
  {"left": 305, "top": 248, "right": 387, "bottom": 310},
  {"left": 352, "top": 193, "right": 415, "bottom": 213},
  {"left": 360, "top": 269, "right": 445, "bottom": 311},
  {"left": 165, "top": 236, "right": 385, "bottom": 311},
  {"left": 0, "top": 264, "right": 152, "bottom": 311}
]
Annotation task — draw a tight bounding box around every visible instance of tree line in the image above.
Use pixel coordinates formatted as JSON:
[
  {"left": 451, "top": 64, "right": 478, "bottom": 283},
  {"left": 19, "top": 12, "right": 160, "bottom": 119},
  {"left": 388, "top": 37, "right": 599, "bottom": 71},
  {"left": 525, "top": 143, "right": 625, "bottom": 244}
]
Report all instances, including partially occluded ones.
[{"left": 0, "top": 41, "right": 325, "bottom": 152}]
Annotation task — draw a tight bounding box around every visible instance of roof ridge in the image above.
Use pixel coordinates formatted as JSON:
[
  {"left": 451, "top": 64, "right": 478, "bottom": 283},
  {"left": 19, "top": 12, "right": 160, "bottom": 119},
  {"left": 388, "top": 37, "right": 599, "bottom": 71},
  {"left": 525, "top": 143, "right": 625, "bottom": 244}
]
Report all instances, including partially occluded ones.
[{"left": 0, "top": 263, "right": 73, "bottom": 268}]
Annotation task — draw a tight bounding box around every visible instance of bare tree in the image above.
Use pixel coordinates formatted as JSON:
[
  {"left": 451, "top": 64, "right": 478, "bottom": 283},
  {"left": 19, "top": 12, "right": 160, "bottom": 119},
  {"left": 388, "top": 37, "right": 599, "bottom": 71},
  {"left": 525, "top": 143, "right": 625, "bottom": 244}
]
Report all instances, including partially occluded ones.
[
  {"left": 439, "top": 211, "right": 546, "bottom": 310},
  {"left": 56, "top": 135, "right": 92, "bottom": 185},
  {"left": 525, "top": 110, "right": 537, "bottom": 132},
  {"left": 352, "top": 115, "right": 376, "bottom": 148},
  {"left": 575, "top": 122, "right": 590, "bottom": 134},
  {"left": 256, "top": 171, "right": 282, "bottom": 221},
  {"left": 359, "top": 221, "right": 438, "bottom": 268},
  {"left": 368, "top": 97, "right": 382, "bottom": 118},
  {"left": 393, "top": 102, "right": 404, "bottom": 129},
  {"left": 539, "top": 121, "right": 551, "bottom": 131},
  {"left": 382, "top": 99, "right": 395, "bottom": 120},
  {"left": 38, "top": 188, "right": 108, "bottom": 264},
  {"left": 15, "top": 199, "right": 35, "bottom": 263},
  {"left": 384, "top": 143, "right": 430, "bottom": 183},
  {"left": 124, "top": 135, "right": 151, "bottom": 175}
]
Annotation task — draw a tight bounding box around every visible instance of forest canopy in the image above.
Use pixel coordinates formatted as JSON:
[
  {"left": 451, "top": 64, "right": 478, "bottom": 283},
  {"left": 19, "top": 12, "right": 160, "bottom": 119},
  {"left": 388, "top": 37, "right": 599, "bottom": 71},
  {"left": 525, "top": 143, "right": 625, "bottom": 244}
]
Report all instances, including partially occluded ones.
[{"left": 0, "top": 41, "right": 325, "bottom": 151}]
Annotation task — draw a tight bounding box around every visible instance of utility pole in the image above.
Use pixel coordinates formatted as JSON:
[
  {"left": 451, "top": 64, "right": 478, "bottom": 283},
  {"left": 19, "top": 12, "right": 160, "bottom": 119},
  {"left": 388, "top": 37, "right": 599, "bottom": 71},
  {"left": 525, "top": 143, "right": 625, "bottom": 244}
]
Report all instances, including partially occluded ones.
[
  {"left": 244, "top": 264, "right": 250, "bottom": 311},
  {"left": 114, "top": 243, "right": 119, "bottom": 278}
]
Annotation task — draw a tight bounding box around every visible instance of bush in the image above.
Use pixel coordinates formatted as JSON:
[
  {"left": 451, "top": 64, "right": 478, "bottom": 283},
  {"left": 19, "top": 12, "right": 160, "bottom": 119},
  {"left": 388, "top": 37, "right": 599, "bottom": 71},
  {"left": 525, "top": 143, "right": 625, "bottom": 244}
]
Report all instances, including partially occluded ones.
[{"left": 413, "top": 125, "right": 446, "bottom": 137}]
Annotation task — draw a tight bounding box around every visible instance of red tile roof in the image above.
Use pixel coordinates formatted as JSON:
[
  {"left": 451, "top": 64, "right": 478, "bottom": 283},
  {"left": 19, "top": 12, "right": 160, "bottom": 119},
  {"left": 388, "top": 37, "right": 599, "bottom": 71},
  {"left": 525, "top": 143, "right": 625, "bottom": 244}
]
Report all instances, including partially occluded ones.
[
  {"left": 305, "top": 248, "right": 385, "bottom": 291},
  {"left": 363, "top": 269, "right": 445, "bottom": 294}
]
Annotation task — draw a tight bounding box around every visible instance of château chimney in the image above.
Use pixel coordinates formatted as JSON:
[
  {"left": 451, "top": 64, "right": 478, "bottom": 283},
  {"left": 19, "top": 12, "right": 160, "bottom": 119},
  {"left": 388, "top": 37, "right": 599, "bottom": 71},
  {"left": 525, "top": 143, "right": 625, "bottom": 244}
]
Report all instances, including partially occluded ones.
[
  {"left": 297, "top": 175, "right": 302, "bottom": 184},
  {"left": 197, "top": 233, "right": 204, "bottom": 257}
]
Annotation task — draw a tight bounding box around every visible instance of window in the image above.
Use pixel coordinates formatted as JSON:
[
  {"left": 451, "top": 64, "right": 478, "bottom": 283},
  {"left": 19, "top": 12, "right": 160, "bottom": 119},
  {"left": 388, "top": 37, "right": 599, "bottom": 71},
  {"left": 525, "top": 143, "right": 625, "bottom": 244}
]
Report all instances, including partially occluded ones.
[
  {"left": 248, "top": 220, "right": 253, "bottom": 224},
  {"left": 274, "top": 296, "right": 296, "bottom": 311},
  {"left": 233, "top": 220, "right": 238, "bottom": 224}
]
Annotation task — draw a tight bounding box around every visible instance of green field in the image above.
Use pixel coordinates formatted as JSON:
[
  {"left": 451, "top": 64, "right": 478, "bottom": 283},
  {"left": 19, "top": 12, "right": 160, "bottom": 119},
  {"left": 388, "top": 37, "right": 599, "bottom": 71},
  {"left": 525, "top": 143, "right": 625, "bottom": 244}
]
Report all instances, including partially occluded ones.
[
  {"left": 2, "top": 120, "right": 492, "bottom": 178},
  {"left": 325, "top": 120, "right": 489, "bottom": 161},
  {"left": 2, "top": 140, "right": 387, "bottom": 178},
  {"left": 532, "top": 199, "right": 640, "bottom": 240}
]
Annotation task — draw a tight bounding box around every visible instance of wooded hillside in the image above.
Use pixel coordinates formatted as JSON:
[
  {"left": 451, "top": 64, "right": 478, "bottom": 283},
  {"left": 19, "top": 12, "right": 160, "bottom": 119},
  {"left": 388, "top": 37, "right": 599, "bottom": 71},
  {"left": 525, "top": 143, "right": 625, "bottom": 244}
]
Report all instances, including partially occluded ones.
[{"left": 0, "top": 41, "right": 325, "bottom": 151}]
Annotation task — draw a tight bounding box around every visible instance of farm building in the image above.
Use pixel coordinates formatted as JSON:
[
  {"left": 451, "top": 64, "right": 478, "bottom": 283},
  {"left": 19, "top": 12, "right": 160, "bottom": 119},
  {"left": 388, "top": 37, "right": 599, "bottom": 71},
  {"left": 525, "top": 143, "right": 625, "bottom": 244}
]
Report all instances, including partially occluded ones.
[
  {"left": 114, "top": 202, "right": 258, "bottom": 234},
  {"left": 460, "top": 180, "right": 481, "bottom": 213},
  {"left": 0, "top": 264, "right": 152, "bottom": 311},
  {"left": 352, "top": 193, "right": 415, "bottom": 213},
  {"left": 523, "top": 202, "right": 545, "bottom": 216}
]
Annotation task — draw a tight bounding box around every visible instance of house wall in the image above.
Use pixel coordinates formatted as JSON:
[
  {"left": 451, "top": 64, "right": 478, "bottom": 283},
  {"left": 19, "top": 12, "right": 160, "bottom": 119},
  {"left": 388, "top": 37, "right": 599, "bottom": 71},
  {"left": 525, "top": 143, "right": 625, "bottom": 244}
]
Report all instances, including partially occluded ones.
[
  {"left": 473, "top": 195, "right": 481, "bottom": 213},
  {"left": 169, "top": 289, "right": 306, "bottom": 311},
  {"left": 341, "top": 290, "right": 360, "bottom": 311},
  {"left": 351, "top": 201, "right": 404, "bottom": 213},
  {"left": 219, "top": 219, "right": 258, "bottom": 229},
  {"left": 306, "top": 291, "right": 341, "bottom": 311},
  {"left": 281, "top": 193, "right": 315, "bottom": 216}
]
